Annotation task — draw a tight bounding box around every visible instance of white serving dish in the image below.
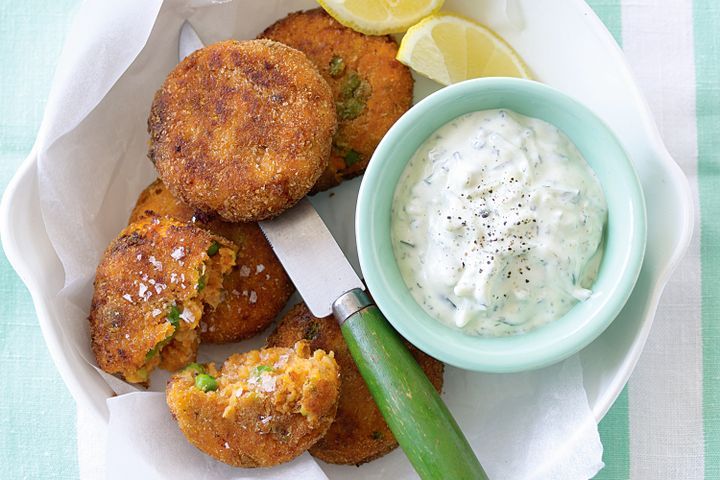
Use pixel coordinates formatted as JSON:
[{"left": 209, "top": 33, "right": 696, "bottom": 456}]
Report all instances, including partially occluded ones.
[{"left": 0, "top": 0, "right": 691, "bottom": 447}]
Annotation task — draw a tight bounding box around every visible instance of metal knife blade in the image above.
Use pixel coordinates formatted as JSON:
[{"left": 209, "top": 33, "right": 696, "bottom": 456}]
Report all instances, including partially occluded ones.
[
  {"left": 259, "top": 199, "right": 364, "bottom": 317},
  {"left": 179, "top": 20, "right": 204, "bottom": 61}
]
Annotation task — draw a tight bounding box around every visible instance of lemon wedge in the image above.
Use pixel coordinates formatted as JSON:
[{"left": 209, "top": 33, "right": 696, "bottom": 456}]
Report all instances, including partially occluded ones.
[
  {"left": 397, "top": 13, "right": 531, "bottom": 85},
  {"left": 317, "top": 0, "right": 445, "bottom": 35}
]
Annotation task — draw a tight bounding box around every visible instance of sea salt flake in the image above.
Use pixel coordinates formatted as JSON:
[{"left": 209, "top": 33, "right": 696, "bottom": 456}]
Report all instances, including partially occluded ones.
[
  {"left": 148, "top": 255, "right": 162, "bottom": 271},
  {"left": 249, "top": 291, "right": 258, "bottom": 304},
  {"left": 274, "top": 354, "right": 289, "bottom": 368},
  {"left": 171, "top": 247, "right": 185, "bottom": 260},
  {"left": 122, "top": 294, "right": 133, "bottom": 303},
  {"left": 151, "top": 309, "right": 162, "bottom": 317},
  {"left": 136, "top": 254, "right": 142, "bottom": 261},
  {"left": 256, "top": 264, "right": 265, "bottom": 273},
  {"left": 179, "top": 309, "right": 195, "bottom": 324},
  {"left": 239, "top": 265, "right": 251, "bottom": 277},
  {"left": 224, "top": 442, "right": 230, "bottom": 449},
  {"left": 260, "top": 375, "right": 276, "bottom": 392}
]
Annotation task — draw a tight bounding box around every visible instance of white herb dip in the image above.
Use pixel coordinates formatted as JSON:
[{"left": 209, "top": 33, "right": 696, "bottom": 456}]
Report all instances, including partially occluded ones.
[{"left": 391, "top": 109, "right": 607, "bottom": 336}]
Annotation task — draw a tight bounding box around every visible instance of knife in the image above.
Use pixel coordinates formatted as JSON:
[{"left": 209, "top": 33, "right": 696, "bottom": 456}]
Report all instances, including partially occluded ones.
[{"left": 179, "top": 21, "right": 487, "bottom": 479}]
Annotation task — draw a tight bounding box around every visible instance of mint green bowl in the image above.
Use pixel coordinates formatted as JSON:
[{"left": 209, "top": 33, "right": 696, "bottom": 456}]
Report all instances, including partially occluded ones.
[{"left": 356, "top": 78, "right": 647, "bottom": 373}]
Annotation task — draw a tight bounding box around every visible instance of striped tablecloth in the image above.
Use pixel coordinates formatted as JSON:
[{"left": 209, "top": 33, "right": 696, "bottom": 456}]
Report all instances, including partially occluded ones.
[{"left": 0, "top": 1, "right": 715, "bottom": 478}]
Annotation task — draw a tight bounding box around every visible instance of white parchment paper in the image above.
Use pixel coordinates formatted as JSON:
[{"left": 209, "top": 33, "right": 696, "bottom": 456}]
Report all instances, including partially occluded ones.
[{"left": 35, "top": 0, "right": 604, "bottom": 478}]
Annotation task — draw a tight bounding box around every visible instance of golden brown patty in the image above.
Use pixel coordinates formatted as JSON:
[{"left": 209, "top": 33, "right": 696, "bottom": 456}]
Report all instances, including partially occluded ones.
[
  {"left": 148, "top": 39, "right": 337, "bottom": 221},
  {"left": 90, "top": 217, "right": 236, "bottom": 384},
  {"left": 260, "top": 8, "right": 414, "bottom": 192},
  {"left": 166, "top": 342, "right": 340, "bottom": 467},
  {"left": 129, "top": 179, "right": 294, "bottom": 343},
  {"left": 266, "top": 303, "right": 444, "bottom": 465}
]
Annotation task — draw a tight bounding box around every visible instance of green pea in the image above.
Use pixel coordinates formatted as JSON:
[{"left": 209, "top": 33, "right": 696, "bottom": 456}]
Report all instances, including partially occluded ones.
[
  {"left": 304, "top": 322, "right": 320, "bottom": 341},
  {"left": 329, "top": 55, "right": 345, "bottom": 77},
  {"left": 195, "top": 373, "right": 218, "bottom": 392},
  {"left": 197, "top": 274, "right": 207, "bottom": 292},
  {"left": 184, "top": 363, "right": 205, "bottom": 375},
  {"left": 344, "top": 149, "right": 361, "bottom": 166},
  {"left": 167, "top": 305, "right": 181, "bottom": 329},
  {"left": 337, "top": 97, "right": 366, "bottom": 120},
  {"left": 207, "top": 241, "right": 220, "bottom": 256},
  {"left": 341, "top": 73, "right": 362, "bottom": 97},
  {"left": 145, "top": 346, "right": 159, "bottom": 361},
  {"left": 336, "top": 71, "right": 370, "bottom": 120},
  {"left": 254, "top": 365, "right": 274, "bottom": 376},
  {"left": 145, "top": 333, "right": 174, "bottom": 361}
]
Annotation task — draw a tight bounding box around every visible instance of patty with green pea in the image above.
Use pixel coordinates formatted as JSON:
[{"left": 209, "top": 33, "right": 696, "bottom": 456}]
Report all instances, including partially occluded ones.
[
  {"left": 166, "top": 342, "right": 340, "bottom": 467},
  {"left": 129, "top": 179, "right": 294, "bottom": 344},
  {"left": 260, "top": 8, "right": 414, "bottom": 192},
  {"left": 89, "top": 216, "right": 236, "bottom": 384}
]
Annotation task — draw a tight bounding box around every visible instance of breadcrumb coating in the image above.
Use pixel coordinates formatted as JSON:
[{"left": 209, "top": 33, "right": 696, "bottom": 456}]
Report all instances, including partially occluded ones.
[{"left": 149, "top": 39, "right": 336, "bottom": 221}]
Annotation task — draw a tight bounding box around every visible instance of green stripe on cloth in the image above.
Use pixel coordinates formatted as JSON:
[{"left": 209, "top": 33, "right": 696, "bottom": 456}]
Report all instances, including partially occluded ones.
[
  {"left": 595, "top": 388, "right": 630, "bottom": 480},
  {"left": 587, "top": 0, "right": 623, "bottom": 43},
  {"left": 585, "top": 1, "right": 629, "bottom": 478},
  {"left": 696, "top": 0, "right": 720, "bottom": 477},
  {"left": 0, "top": 1, "right": 81, "bottom": 479}
]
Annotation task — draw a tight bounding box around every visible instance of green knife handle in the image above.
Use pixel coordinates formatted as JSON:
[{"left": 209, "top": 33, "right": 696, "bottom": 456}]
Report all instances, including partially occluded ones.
[{"left": 335, "top": 290, "right": 487, "bottom": 480}]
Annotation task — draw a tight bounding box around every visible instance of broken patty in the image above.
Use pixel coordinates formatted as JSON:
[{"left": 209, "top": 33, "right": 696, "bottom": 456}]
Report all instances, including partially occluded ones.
[
  {"left": 166, "top": 341, "right": 340, "bottom": 467},
  {"left": 90, "top": 216, "right": 236, "bottom": 384}
]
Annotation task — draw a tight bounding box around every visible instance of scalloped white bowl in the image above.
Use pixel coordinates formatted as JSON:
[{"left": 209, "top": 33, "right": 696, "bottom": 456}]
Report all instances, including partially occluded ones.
[{"left": 0, "top": 0, "right": 692, "bottom": 427}]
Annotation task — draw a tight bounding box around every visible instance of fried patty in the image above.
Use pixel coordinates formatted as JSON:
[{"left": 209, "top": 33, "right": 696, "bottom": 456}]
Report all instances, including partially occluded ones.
[
  {"left": 129, "top": 179, "right": 294, "bottom": 343},
  {"left": 166, "top": 341, "right": 340, "bottom": 467},
  {"left": 260, "top": 8, "right": 414, "bottom": 192},
  {"left": 149, "top": 39, "right": 337, "bottom": 222},
  {"left": 266, "top": 303, "right": 444, "bottom": 465},
  {"left": 90, "top": 217, "right": 236, "bottom": 384}
]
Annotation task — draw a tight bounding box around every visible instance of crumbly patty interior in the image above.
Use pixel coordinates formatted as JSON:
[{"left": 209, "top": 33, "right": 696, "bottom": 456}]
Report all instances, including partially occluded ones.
[
  {"left": 217, "top": 342, "right": 337, "bottom": 424},
  {"left": 156, "top": 248, "right": 235, "bottom": 372},
  {"left": 166, "top": 341, "right": 340, "bottom": 467},
  {"left": 155, "top": 300, "right": 203, "bottom": 373}
]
